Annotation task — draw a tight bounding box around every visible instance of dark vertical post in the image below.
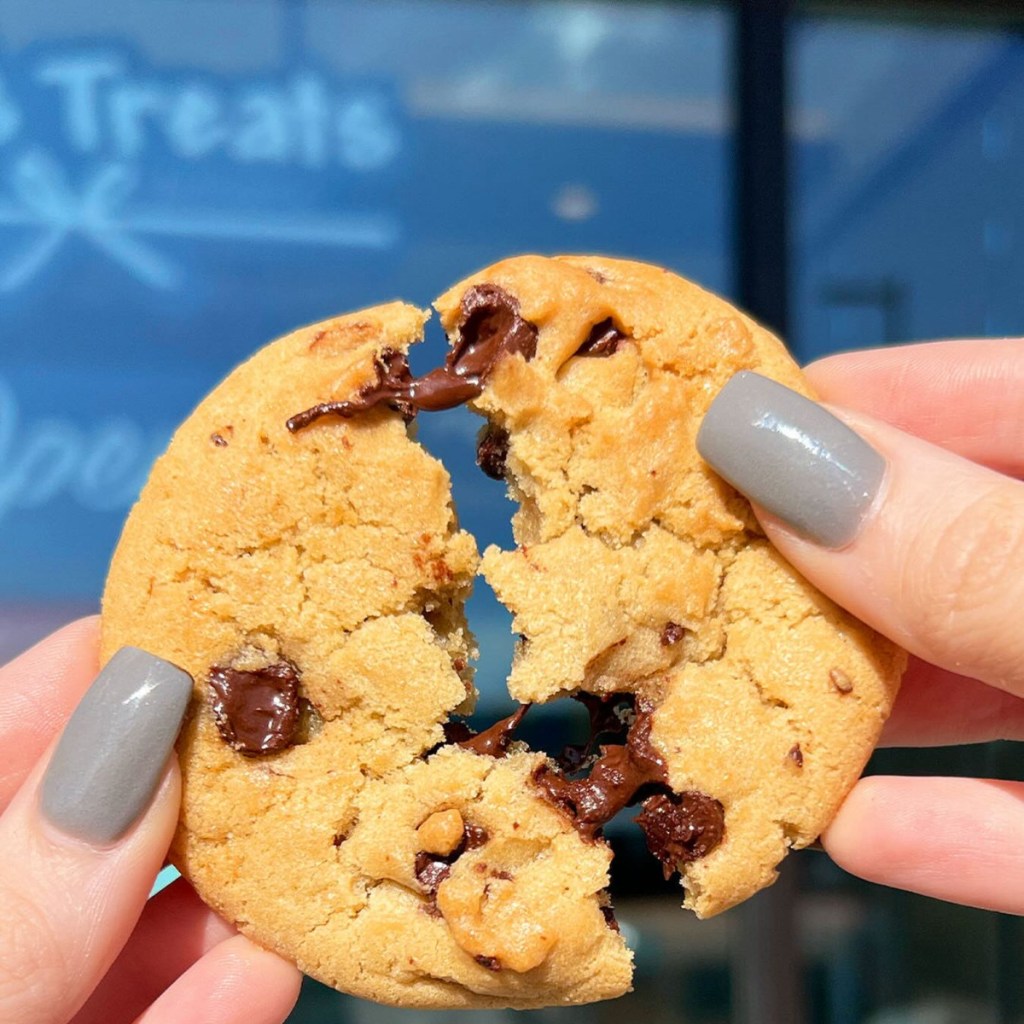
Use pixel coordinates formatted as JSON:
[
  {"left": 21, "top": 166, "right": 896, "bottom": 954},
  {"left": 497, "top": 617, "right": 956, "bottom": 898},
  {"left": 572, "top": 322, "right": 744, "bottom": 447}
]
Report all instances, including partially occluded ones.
[
  {"left": 734, "top": 0, "right": 790, "bottom": 336},
  {"left": 732, "top": 2, "right": 804, "bottom": 1024}
]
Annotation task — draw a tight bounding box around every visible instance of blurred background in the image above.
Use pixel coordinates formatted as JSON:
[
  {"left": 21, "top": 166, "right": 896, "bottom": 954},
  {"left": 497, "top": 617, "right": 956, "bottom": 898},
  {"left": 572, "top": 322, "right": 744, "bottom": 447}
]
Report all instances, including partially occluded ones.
[{"left": 0, "top": 0, "right": 1021, "bottom": 1021}]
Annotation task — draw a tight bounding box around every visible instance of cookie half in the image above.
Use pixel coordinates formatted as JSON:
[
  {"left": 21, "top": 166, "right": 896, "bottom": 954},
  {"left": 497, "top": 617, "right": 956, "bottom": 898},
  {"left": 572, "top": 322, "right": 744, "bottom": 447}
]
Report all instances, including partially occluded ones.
[
  {"left": 433, "top": 255, "right": 905, "bottom": 916},
  {"left": 101, "top": 302, "right": 633, "bottom": 1008}
]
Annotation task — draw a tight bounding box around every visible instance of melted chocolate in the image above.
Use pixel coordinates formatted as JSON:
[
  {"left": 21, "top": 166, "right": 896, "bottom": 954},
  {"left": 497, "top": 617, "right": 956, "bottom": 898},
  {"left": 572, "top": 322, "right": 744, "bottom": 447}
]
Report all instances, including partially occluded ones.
[
  {"left": 208, "top": 661, "right": 301, "bottom": 755},
  {"left": 534, "top": 700, "right": 725, "bottom": 872},
  {"left": 287, "top": 285, "right": 538, "bottom": 431},
  {"left": 454, "top": 704, "right": 530, "bottom": 757},
  {"left": 476, "top": 425, "right": 510, "bottom": 480},
  {"left": 634, "top": 791, "right": 726, "bottom": 878},
  {"left": 534, "top": 702, "right": 665, "bottom": 836},
  {"left": 661, "top": 622, "right": 686, "bottom": 647},
  {"left": 576, "top": 318, "right": 627, "bottom": 357}
]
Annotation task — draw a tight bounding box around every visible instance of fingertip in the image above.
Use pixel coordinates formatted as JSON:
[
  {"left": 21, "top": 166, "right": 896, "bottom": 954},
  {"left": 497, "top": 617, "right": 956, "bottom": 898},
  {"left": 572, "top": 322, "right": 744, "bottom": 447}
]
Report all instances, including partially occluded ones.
[{"left": 823, "top": 776, "right": 1024, "bottom": 914}]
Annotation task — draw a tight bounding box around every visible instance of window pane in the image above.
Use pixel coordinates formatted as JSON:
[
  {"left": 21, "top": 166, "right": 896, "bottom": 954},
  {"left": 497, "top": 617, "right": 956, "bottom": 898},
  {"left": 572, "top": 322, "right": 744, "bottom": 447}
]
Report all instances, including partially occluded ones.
[
  {"left": 792, "top": 17, "right": 1024, "bottom": 359},
  {"left": 791, "top": 14, "right": 1024, "bottom": 1023}
]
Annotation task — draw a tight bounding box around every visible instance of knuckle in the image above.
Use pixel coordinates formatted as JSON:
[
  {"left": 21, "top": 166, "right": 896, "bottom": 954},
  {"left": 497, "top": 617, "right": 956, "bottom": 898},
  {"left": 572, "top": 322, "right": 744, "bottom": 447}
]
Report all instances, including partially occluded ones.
[
  {"left": 0, "top": 878, "right": 67, "bottom": 1024},
  {"left": 914, "top": 482, "right": 1024, "bottom": 688}
]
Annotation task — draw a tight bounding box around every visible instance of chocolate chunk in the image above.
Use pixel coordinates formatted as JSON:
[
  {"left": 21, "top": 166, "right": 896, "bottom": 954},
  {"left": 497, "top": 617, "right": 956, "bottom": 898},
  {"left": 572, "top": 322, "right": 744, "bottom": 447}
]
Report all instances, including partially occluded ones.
[
  {"left": 600, "top": 904, "right": 620, "bottom": 932},
  {"left": 788, "top": 744, "right": 804, "bottom": 767},
  {"left": 476, "top": 425, "right": 510, "bottom": 480},
  {"left": 634, "top": 791, "right": 725, "bottom": 878},
  {"left": 829, "top": 668, "right": 854, "bottom": 694},
  {"left": 661, "top": 622, "right": 686, "bottom": 647},
  {"left": 415, "top": 852, "right": 452, "bottom": 895},
  {"left": 462, "top": 824, "right": 490, "bottom": 850},
  {"left": 576, "top": 318, "right": 627, "bottom": 357},
  {"left": 454, "top": 705, "right": 530, "bottom": 758},
  {"left": 208, "top": 661, "right": 301, "bottom": 755},
  {"left": 287, "top": 285, "right": 539, "bottom": 430},
  {"left": 474, "top": 955, "right": 502, "bottom": 972}
]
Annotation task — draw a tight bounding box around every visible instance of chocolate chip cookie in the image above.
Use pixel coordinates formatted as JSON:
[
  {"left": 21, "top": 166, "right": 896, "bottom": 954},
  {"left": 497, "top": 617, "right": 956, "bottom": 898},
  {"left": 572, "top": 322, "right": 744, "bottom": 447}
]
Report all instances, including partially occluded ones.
[{"left": 101, "top": 257, "right": 904, "bottom": 1007}]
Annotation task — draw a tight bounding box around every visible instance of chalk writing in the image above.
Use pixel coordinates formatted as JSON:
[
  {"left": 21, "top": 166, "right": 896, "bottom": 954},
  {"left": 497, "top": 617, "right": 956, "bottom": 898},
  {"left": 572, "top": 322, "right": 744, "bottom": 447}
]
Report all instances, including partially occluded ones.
[
  {"left": 0, "top": 376, "right": 165, "bottom": 525},
  {"left": 0, "top": 46, "right": 405, "bottom": 291},
  {"left": 7, "top": 51, "right": 401, "bottom": 171}
]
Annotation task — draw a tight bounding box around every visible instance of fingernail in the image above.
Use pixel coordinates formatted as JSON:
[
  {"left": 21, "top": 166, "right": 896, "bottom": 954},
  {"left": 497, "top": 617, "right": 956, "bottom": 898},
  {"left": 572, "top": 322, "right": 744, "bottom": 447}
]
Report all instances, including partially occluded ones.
[
  {"left": 40, "top": 648, "right": 192, "bottom": 844},
  {"left": 696, "top": 371, "right": 885, "bottom": 548}
]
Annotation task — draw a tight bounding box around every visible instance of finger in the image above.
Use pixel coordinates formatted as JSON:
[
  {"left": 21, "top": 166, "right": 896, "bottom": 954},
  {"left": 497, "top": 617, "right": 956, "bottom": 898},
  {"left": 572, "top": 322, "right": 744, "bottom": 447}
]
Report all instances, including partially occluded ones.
[
  {"left": 72, "top": 879, "right": 236, "bottom": 1024},
  {"left": 881, "top": 656, "right": 1024, "bottom": 747},
  {"left": 0, "top": 617, "right": 100, "bottom": 811},
  {"left": 132, "top": 935, "right": 301, "bottom": 1024},
  {"left": 697, "top": 372, "right": 1024, "bottom": 697},
  {"left": 804, "top": 339, "right": 1024, "bottom": 476},
  {"left": 0, "top": 648, "right": 191, "bottom": 1024},
  {"left": 823, "top": 776, "right": 1024, "bottom": 914}
]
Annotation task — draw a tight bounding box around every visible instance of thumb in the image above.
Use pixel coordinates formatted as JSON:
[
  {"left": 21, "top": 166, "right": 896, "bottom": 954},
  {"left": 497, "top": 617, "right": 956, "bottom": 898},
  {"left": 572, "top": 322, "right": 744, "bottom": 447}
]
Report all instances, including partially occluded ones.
[
  {"left": 0, "top": 648, "right": 191, "bottom": 1024},
  {"left": 697, "top": 371, "right": 1024, "bottom": 697}
]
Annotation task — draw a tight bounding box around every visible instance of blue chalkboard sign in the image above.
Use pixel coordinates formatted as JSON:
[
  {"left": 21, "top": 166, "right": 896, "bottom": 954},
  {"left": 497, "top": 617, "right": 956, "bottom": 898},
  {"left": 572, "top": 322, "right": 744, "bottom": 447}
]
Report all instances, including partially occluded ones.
[{"left": 0, "top": 0, "right": 733, "bottom": 680}]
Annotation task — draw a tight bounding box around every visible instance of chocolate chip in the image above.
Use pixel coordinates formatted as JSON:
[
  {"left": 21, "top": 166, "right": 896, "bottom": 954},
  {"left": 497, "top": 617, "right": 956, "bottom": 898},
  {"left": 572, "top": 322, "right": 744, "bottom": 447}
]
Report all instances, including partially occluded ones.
[
  {"left": 492, "top": 869, "right": 513, "bottom": 880},
  {"left": 576, "top": 318, "right": 627, "bottom": 357},
  {"left": 788, "top": 744, "right": 804, "bottom": 767},
  {"left": 634, "top": 791, "right": 726, "bottom": 879},
  {"left": 332, "top": 831, "right": 348, "bottom": 848},
  {"left": 210, "top": 432, "right": 229, "bottom": 447},
  {"left": 661, "top": 622, "right": 686, "bottom": 647},
  {"left": 463, "top": 824, "right": 489, "bottom": 850},
  {"left": 474, "top": 955, "right": 502, "bottom": 972},
  {"left": 585, "top": 267, "right": 608, "bottom": 284},
  {"left": 415, "top": 852, "right": 452, "bottom": 894},
  {"left": 600, "top": 904, "right": 620, "bottom": 932},
  {"left": 208, "top": 661, "right": 302, "bottom": 756},
  {"left": 829, "top": 668, "right": 854, "bottom": 694},
  {"left": 476, "top": 425, "right": 510, "bottom": 480}
]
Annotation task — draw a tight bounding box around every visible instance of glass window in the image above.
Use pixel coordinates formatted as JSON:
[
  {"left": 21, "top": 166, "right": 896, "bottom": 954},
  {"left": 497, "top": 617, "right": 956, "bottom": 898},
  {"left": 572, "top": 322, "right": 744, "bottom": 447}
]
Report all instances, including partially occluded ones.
[
  {"left": 0, "top": 0, "right": 731, "bottom": 689},
  {"left": 791, "top": 12, "right": 1024, "bottom": 1022}
]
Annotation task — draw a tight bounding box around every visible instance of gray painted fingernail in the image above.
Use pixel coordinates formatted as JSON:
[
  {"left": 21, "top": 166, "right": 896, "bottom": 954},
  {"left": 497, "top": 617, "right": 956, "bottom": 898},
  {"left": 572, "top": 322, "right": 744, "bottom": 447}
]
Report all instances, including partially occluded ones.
[
  {"left": 696, "top": 371, "right": 885, "bottom": 548},
  {"left": 40, "top": 648, "right": 192, "bottom": 844}
]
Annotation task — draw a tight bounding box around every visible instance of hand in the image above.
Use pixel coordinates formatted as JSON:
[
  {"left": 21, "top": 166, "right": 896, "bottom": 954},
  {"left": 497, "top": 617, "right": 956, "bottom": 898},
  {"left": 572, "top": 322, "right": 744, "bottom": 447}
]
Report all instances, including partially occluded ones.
[
  {"left": 0, "top": 619, "right": 302, "bottom": 1024},
  {"left": 697, "top": 339, "right": 1024, "bottom": 914}
]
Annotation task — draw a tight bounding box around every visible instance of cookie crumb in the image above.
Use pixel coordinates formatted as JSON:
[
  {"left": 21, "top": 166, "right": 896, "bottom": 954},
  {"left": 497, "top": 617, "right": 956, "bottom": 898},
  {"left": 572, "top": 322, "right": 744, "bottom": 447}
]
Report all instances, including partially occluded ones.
[{"left": 829, "top": 668, "right": 854, "bottom": 694}]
